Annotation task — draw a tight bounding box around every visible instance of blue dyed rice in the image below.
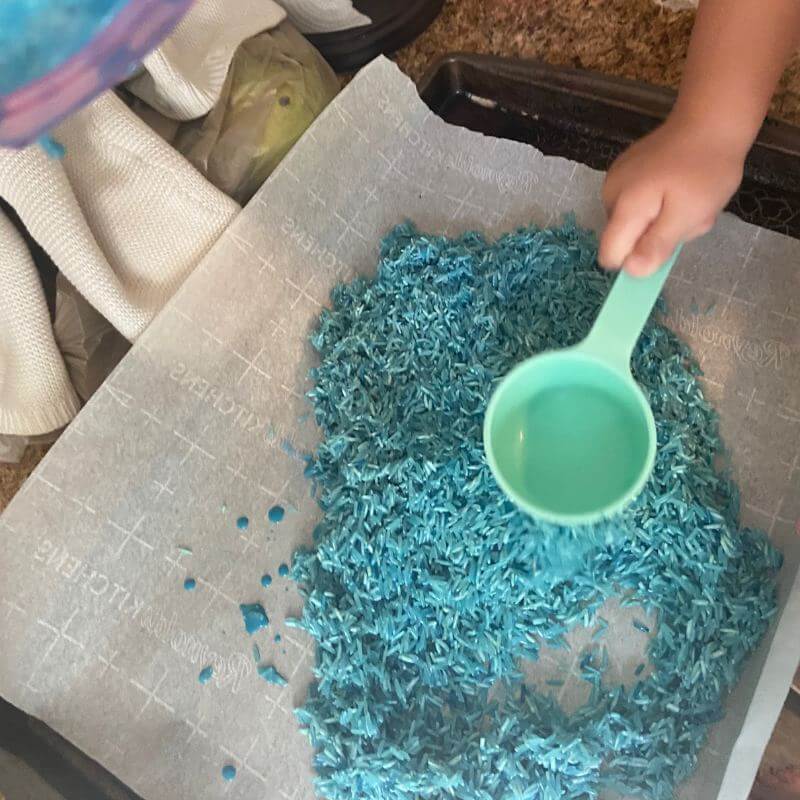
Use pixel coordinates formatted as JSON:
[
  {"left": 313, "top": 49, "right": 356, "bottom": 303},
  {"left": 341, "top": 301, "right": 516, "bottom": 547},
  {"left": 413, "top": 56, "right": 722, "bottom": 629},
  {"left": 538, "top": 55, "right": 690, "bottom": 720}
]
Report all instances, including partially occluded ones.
[
  {"left": 291, "top": 220, "right": 781, "bottom": 800},
  {"left": 258, "top": 665, "right": 288, "bottom": 686}
]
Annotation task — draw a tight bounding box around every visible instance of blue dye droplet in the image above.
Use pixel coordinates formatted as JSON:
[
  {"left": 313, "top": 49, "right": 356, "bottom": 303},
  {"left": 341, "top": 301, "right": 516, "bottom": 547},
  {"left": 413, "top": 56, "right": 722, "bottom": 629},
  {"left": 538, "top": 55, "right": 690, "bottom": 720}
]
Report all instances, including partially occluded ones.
[
  {"left": 236, "top": 516, "right": 249, "bottom": 530},
  {"left": 274, "top": 633, "right": 281, "bottom": 643},
  {"left": 257, "top": 665, "right": 287, "bottom": 686},
  {"left": 278, "top": 563, "right": 290, "bottom": 577},
  {"left": 261, "top": 573, "right": 272, "bottom": 587},
  {"left": 268, "top": 505, "right": 285, "bottom": 523},
  {"left": 38, "top": 135, "right": 65, "bottom": 159},
  {"left": 221, "top": 764, "right": 237, "bottom": 781},
  {"left": 183, "top": 577, "right": 196, "bottom": 591},
  {"left": 199, "top": 666, "right": 213, "bottom": 684},
  {"left": 239, "top": 603, "right": 269, "bottom": 634}
]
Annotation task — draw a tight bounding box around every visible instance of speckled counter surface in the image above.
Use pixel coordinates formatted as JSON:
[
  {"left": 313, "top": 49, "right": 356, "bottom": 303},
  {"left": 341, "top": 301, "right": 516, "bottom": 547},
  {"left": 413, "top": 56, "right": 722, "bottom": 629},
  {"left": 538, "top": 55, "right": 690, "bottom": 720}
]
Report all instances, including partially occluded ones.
[
  {"left": 394, "top": 0, "right": 800, "bottom": 124},
  {"left": 1, "top": 2, "right": 798, "bottom": 796}
]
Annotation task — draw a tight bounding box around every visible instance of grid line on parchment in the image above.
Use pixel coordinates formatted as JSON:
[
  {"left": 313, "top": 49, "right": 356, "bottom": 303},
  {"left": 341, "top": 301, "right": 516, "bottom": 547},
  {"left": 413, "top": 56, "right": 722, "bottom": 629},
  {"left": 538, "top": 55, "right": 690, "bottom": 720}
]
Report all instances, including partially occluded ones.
[
  {"left": 739, "top": 229, "right": 761, "bottom": 272},
  {"left": 705, "top": 277, "right": 755, "bottom": 318},
  {"left": 130, "top": 666, "right": 175, "bottom": 719},
  {"left": 777, "top": 404, "right": 800, "bottom": 424},
  {"left": 198, "top": 570, "right": 239, "bottom": 617},
  {"left": 107, "top": 514, "right": 152, "bottom": 559},
  {"left": 153, "top": 473, "right": 176, "bottom": 501},
  {"left": 782, "top": 452, "right": 800, "bottom": 482},
  {"left": 140, "top": 408, "right": 163, "bottom": 429},
  {"left": 23, "top": 609, "right": 85, "bottom": 695},
  {"left": 163, "top": 547, "right": 190, "bottom": 579},
  {"left": 95, "top": 647, "right": 122, "bottom": 680},
  {"left": 746, "top": 496, "right": 792, "bottom": 536},
  {"left": 1, "top": 597, "right": 25, "bottom": 622},
  {"left": 233, "top": 346, "right": 272, "bottom": 386},
  {"left": 185, "top": 710, "right": 209, "bottom": 744},
  {"left": 738, "top": 388, "right": 766, "bottom": 414},
  {"left": 220, "top": 734, "right": 268, "bottom": 785}
]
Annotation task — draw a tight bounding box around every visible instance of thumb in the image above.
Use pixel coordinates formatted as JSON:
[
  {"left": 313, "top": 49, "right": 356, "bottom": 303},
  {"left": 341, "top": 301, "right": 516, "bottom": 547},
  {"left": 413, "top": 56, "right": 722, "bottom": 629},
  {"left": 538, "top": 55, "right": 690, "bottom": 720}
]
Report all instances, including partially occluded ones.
[{"left": 598, "top": 188, "right": 662, "bottom": 270}]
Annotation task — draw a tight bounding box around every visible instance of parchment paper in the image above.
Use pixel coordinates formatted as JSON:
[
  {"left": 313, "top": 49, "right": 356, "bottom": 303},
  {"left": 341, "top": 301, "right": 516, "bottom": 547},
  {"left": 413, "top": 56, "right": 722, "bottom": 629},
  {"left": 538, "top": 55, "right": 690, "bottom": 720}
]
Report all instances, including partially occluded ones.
[{"left": 1, "top": 58, "right": 798, "bottom": 800}]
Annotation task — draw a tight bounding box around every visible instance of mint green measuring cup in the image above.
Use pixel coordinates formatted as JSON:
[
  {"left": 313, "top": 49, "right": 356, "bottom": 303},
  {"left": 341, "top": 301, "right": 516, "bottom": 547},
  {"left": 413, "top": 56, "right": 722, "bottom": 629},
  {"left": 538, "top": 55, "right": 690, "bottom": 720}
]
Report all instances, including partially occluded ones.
[{"left": 483, "top": 249, "right": 681, "bottom": 525}]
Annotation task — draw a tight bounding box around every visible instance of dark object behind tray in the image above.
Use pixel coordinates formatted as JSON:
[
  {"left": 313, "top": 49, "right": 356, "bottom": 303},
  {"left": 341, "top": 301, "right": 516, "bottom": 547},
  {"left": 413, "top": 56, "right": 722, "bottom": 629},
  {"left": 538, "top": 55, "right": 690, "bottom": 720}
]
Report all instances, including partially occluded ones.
[
  {"left": 418, "top": 53, "right": 800, "bottom": 240},
  {"left": 308, "top": 0, "right": 445, "bottom": 73}
]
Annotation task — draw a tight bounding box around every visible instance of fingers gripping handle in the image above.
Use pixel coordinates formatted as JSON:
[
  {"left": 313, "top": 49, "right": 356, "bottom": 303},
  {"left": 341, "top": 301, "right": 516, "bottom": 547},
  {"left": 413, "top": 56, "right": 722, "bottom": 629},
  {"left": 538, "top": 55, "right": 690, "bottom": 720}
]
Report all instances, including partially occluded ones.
[{"left": 581, "top": 247, "right": 682, "bottom": 373}]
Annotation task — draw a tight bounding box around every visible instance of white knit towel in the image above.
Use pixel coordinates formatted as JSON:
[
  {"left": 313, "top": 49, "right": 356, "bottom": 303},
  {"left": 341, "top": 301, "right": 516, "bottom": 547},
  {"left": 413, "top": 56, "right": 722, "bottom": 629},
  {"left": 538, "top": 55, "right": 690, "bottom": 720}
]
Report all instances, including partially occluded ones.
[
  {"left": 127, "top": 0, "right": 287, "bottom": 120},
  {"left": 0, "top": 90, "right": 239, "bottom": 436}
]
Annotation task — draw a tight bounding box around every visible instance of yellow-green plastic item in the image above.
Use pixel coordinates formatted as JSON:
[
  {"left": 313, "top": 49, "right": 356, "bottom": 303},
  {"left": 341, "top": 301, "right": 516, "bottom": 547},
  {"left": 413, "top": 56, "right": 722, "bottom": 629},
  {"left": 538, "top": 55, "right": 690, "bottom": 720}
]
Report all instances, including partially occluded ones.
[{"left": 483, "top": 247, "right": 682, "bottom": 525}]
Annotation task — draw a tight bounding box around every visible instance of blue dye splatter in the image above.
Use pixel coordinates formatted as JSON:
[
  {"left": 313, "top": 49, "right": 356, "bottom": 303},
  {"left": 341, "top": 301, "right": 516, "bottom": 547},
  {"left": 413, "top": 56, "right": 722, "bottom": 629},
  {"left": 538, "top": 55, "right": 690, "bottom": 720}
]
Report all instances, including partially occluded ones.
[
  {"left": 261, "top": 573, "right": 273, "bottom": 587},
  {"left": 198, "top": 666, "right": 213, "bottom": 684},
  {"left": 38, "top": 135, "right": 65, "bottom": 158},
  {"left": 278, "top": 563, "right": 289, "bottom": 577},
  {"left": 240, "top": 603, "right": 268, "bottom": 635},
  {"left": 183, "top": 577, "right": 196, "bottom": 591},
  {"left": 274, "top": 633, "right": 282, "bottom": 643},
  {"left": 268, "top": 505, "right": 285, "bottom": 523},
  {"left": 257, "top": 665, "right": 287, "bottom": 686},
  {"left": 289, "top": 221, "right": 782, "bottom": 800},
  {"left": 221, "top": 764, "right": 236, "bottom": 781},
  {"left": 236, "top": 516, "right": 249, "bottom": 530}
]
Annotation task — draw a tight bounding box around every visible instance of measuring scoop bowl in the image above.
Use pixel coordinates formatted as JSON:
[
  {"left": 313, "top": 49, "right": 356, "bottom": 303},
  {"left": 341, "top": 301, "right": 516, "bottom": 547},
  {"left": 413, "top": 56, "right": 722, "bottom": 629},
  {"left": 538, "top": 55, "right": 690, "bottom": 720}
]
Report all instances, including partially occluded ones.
[{"left": 484, "top": 348, "right": 655, "bottom": 525}]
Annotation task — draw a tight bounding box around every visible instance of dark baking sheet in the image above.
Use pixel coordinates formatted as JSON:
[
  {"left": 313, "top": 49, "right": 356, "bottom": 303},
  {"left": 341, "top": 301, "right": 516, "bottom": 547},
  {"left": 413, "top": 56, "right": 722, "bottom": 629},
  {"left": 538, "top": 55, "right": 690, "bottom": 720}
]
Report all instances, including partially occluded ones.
[
  {"left": 418, "top": 53, "right": 800, "bottom": 239},
  {"left": 5, "top": 52, "right": 799, "bottom": 800}
]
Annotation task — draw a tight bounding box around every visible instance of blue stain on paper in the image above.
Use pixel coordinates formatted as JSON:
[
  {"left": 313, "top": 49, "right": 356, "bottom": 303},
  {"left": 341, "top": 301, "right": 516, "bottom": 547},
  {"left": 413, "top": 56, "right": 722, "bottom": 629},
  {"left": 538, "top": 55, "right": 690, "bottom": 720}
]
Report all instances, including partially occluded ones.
[
  {"left": 261, "top": 573, "right": 273, "bottom": 587},
  {"left": 268, "top": 505, "right": 285, "bottom": 523},
  {"left": 278, "top": 563, "right": 290, "bottom": 577},
  {"left": 198, "top": 666, "right": 213, "bottom": 684},
  {"left": 236, "top": 515, "right": 249, "bottom": 530},
  {"left": 240, "top": 603, "right": 268, "bottom": 634},
  {"left": 221, "top": 764, "right": 236, "bottom": 781},
  {"left": 258, "top": 665, "right": 287, "bottom": 686},
  {"left": 183, "top": 577, "right": 196, "bottom": 591}
]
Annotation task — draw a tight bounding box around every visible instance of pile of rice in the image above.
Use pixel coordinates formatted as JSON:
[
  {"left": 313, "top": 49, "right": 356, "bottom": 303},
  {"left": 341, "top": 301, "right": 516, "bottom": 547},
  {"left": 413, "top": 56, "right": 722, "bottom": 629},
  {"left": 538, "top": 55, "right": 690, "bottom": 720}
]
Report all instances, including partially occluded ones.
[{"left": 291, "top": 221, "right": 781, "bottom": 800}]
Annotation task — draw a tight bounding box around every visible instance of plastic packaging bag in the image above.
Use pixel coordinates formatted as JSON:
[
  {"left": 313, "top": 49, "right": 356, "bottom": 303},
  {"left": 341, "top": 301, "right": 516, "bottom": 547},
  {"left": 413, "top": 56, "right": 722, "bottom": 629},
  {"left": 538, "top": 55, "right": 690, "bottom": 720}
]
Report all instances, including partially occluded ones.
[{"left": 175, "top": 21, "right": 339, "bottom": 204}]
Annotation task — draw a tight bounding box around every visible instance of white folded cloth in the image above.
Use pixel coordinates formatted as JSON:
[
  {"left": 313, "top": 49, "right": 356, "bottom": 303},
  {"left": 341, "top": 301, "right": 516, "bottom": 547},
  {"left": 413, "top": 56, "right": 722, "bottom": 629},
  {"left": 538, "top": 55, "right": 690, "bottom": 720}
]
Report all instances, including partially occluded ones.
[
  {"left": 0, "top": 0, "right": 305, "bottom": 438},
  {"left": 0, "top": 89, "right": 238, "bottom": 436}
]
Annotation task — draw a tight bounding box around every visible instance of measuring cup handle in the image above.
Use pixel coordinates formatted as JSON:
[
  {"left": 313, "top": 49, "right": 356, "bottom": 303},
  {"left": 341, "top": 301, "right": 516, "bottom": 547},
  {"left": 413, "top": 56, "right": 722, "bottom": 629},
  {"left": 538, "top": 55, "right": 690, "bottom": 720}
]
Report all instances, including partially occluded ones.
[{"left": 581, "top": 246, "right": 682, "bottom": 372}]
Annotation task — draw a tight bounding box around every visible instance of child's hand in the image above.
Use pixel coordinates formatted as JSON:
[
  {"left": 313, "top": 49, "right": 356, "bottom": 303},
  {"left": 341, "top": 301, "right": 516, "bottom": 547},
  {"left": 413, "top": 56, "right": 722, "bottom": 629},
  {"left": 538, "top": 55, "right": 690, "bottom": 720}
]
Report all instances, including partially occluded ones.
[{"left": 598, "top": 116, "right": 745, "bottom": 276}]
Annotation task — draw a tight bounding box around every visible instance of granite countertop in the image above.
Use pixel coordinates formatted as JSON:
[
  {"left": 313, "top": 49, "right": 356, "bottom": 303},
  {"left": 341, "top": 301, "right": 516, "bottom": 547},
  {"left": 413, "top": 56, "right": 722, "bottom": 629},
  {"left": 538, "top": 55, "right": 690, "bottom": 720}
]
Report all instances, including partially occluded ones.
[{"left": 394, "top": 0, "right": 800, "bottom": 124}]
